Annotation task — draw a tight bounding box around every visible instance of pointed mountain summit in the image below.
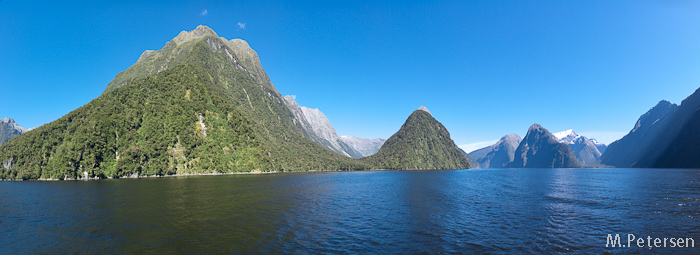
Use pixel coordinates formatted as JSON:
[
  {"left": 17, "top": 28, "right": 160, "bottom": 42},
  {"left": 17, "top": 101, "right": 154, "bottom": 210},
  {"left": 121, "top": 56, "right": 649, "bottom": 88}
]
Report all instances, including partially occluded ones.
[
  {"left": 1, "top": 25, "right": 368, "bottom": 180},
  {"left": 604, "top": 87, "right": 700, "bottom": 168},
  {"left": 600, "top": 100, "right": 678, "bottom": 167},
  {"left": 0, "top": 118, "right": 27, "bottom": 146},
  {"left": 552, "top": 129, "right": 606, "bottom": 165},
  {"left": 362, "top": 108, "right": 471, "bottom": 170},
  {"left": 469, "top": 134, "right": 522, "bottom": 168},
  {"left": 508, "top": 124, "right": 581, "bottom": 168}
]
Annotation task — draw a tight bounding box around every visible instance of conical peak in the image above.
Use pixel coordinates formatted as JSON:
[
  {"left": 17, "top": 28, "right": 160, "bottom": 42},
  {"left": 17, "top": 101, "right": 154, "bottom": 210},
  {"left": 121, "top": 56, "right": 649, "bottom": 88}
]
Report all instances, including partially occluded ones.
[
  {"left": 417, "top": 105, "right": 432, "bottom": 116},
  {"left": 528, "top": 123, "right": 544, "bottom": 132}
]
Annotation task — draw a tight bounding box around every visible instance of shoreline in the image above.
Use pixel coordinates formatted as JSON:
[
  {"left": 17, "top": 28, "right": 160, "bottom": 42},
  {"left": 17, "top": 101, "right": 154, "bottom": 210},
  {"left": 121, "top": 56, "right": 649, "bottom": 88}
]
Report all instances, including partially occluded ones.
[{"left": 0, "top": 167, "right": 476, "bottom": 181}]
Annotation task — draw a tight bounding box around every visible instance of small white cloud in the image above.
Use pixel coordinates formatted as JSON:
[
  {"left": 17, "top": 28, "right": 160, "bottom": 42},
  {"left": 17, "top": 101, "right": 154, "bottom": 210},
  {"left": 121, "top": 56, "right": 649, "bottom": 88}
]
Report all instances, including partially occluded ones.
[
  {"left": 459, "top": 140, "right": 499, "bottom": 153},
  {"left": 200, "top": 9, "right": 208, "bottom": 16},
  {"left": 237, "top": 22, "right": 246, "bottom": 29},
  {"left": 290, "top": 95, "right": 296, "bottom": 100}
]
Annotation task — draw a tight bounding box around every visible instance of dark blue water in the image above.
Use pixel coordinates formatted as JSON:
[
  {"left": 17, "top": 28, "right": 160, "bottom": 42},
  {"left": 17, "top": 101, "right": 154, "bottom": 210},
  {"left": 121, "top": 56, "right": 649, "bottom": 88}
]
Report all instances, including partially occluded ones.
[{"left": 2, "top": 168, "right": 700, "bottom": 254}]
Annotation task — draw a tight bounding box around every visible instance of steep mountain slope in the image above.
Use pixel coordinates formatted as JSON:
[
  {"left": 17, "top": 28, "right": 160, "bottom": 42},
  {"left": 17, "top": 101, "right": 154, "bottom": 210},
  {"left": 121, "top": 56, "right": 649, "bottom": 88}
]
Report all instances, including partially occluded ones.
[
  {"left": 508, "top": 124, "right": 581, "bottom": 168},
  {"left": 1, "top": 65, "right": 274, "bottom": 179},
  {"left": 653, "top": 106, "right": 700, "bottom": 168},
  {"left": 362, "top": 109, "right": 471, "bottom": 170},
  {"left": 553, "top": 130, "right": 605, "bottom": 165},
  {"left": 0, "top": 118, "right": 27, "bottom": 146},
  {"left": 600, "top": 100, "right": 678, "bottom": 167},
  {"left": 458, "top": 148, "right": 480, "bottom": 168},
  {"left": 339, "top": 136, "right": 385, "bottom": 157},
  {"left": 468, "top": 134, "right": 522, "bottom": 168},
  {"left": 1, "top": 26, "right": 369, "bottom": 180},
  {"left": 632, "top": 88, "right": 700, "bottom": 168},
  {"left": 283, "top": 95, "right": 362, "bottom": 158}
]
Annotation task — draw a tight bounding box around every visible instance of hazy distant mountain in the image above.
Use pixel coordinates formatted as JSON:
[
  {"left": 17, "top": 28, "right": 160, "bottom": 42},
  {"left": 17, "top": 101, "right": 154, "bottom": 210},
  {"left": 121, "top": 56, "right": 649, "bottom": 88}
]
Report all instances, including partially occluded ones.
[
  {"left": 283, "top": 96, "right": 362, "bottom": 158},
  {"left": 457, "top": 148, "right": 480, "bottom": 168},
  {"left": 468, "top": 134, "right": 521, "bottom": 168},
  {"left": 600, "top": 100, "right": 678, "bottom": 167},
  {"left": 363, "top": 108, "right": 471, "bottom": 170},
  {"left": 0, "top": 118, "right": 27, "bottom": 145},
  {"left": 339, "top": 136, "right": 385, "bottom": 157},
  {"left": 553, "top": 130, "right": 606, "bottom": 165},
  {"left": 508, "top": 124, "right": 581, "bottom": 168}
]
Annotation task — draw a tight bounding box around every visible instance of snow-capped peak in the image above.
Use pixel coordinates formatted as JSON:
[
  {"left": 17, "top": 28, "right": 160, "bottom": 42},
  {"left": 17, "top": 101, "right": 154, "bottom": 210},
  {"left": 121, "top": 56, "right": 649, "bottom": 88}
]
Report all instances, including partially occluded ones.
[
  {"left": 589, "top": 138, "right": 605, "bottom": 146},
  {"left": 553, "top": 129, "right": 580, "bottom": 144}
]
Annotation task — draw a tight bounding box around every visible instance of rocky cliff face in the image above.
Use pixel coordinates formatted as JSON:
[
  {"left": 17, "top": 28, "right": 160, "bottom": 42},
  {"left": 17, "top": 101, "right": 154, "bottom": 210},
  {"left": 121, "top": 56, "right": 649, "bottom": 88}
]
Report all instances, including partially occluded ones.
[
  {"left": 0, "top": 118, "right": 27, "bottom": 146},
  {"left": 469, "top": 134, "right": 522, "bottom": 168},
  {"left": 508, "top": 124, "right": 581, "bottom": 168},
  {"left": 282, "top": 95, "right": 362, "bottom": 158},
  {"left": 339, "top": 136, "right": 385, "bottom": 157}
]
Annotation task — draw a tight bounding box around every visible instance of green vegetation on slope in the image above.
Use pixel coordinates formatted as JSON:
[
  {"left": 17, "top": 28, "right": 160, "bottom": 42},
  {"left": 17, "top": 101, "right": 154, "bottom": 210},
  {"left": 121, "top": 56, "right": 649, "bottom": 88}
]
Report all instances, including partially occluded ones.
[
  {"left": 362, "top": 110, "right": 471, "bottom": 170},
  {"left": 0, "top": 64, "right": 272, "bottom": 180},
  {"left": 0, "top": 33, "right": 370, "bottom": 180},
  {"left": 1, "top": 27, "right": 479, "bottom": 179}
]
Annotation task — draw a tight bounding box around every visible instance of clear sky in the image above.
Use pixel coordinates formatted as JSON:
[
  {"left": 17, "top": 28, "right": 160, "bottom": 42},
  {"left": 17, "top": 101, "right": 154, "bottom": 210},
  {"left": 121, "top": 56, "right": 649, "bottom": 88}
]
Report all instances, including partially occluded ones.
[{"left": 2, "top": 1, "right": 700, "bottom": 151}]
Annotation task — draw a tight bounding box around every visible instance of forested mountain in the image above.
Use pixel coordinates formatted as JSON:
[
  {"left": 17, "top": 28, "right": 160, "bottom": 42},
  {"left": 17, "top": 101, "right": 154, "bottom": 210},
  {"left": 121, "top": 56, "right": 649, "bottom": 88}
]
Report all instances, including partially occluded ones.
[
  {"left": 0, "top": 26, "right": 370, "bottom": 180},
  {"left": 1, "top": 25, "right": 479, "bottom": 180},
  {"left": 362, "top": 108, "right": 471, "bottom": 170}
]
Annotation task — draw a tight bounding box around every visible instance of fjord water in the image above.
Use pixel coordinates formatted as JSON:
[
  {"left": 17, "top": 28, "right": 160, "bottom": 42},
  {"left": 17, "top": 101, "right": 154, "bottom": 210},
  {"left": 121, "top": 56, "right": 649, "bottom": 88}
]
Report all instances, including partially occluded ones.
[{"left": 2, "top": 169, "right": 700, "bottom": 254}]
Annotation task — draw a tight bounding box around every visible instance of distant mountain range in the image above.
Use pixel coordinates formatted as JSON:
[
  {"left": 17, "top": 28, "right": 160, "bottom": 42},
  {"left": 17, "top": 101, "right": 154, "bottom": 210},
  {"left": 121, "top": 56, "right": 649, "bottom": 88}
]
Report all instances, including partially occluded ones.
[
  {"left": 0, "top": 118, "right": 27, "bottom": 146},
  {"left": 553, "top": 130, "right": 607, "bottom": 166},
  {"left": 339, "top": 136, "right": 385, "bottom": 157},
  {"left": 468, "top": 134, "right": 521, "bottom": 168},
  {"left": 283, "top": 95, "right": 363, "bottom": 158},
  {"left": 507, "top": 124, "right": 581, "bottom": 168}
]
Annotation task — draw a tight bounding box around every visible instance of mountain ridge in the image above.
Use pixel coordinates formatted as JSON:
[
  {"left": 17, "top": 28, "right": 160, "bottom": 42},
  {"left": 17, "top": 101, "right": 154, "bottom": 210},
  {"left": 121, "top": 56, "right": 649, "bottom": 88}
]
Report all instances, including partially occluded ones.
[
  {"left": 468, "top": 134, "right": 521, "bottom": 168},
  {"left": 508, "top": 124, "right": 581, "bottom": 168},
  {"left": 0, "top": 118, "right": 27, "bottom": 146}
]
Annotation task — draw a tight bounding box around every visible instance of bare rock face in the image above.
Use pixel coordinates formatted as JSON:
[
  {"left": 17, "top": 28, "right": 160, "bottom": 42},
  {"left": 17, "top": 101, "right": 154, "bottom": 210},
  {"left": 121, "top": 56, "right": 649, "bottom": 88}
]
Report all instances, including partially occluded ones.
[
  {"left": 0, "top": 118, "right": 27, "bottom": 146},
  {"left": 469, "top": 134, "right": 522, "bottom": 168},
  {"left": 283, "top": 96, "right": 362, "bottom": 158},
  {"left": 2, "top": 157, "right": 13, "bottom": 170},
  {"left": 418, "top": 105, "right": 432, "bottom": 116}
]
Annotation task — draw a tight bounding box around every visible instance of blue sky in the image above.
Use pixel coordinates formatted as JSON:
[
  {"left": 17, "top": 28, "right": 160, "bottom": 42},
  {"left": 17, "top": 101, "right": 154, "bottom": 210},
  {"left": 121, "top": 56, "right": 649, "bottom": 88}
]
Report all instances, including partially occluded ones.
[{"left": 2, "top": 1, "right": 700, "bottom": 151}]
